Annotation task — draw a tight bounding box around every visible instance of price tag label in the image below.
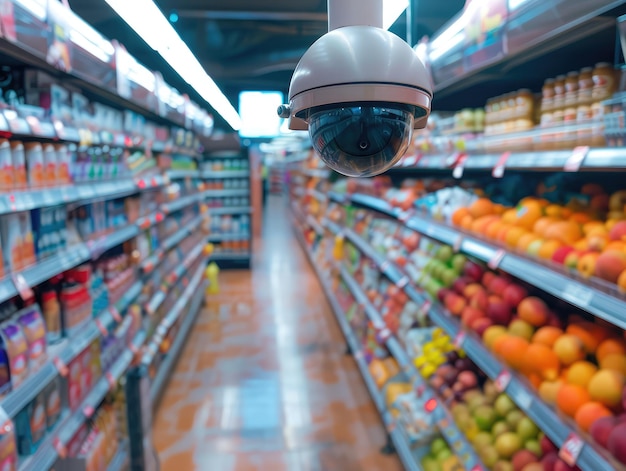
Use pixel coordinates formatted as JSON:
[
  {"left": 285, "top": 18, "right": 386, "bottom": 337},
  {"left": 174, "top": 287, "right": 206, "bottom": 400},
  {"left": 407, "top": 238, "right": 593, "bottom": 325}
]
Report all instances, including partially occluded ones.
[
  {"left": 452, "top": 153, "right": 468, "bottom": 179},
  {"left": 559, "top": 433, "right": 584, "bottom": 466},
  {"left": 396, "top": 276, "right": 409, "bottom": 289},
  {"left": 453, "top": 235, "right": 463, "bottom": 253},
  {"left": 7, "top": 193, "right": 17, "bottom": 212},
  {"left": 157, "top": 325, "right": 167, "bottom": 337},
  {"left": 421, "top": 300, "right": 432, "bottom": 316},
  {"left": 53, "top": 437, "right": 67, "bottom": 459},
  {"left": 561, "top": 282, "right": 593, "bottom": 309},
  {"left": 564, "top": 146, "right": 589, "bottom": 172},
  {"left": 12, "top": 273, "right": 33, "bottom": 301},
  {"left": 495, "top": 369, "right": 512, "bottom": 392},
  {"left": 454, "top": 331, "right": 466, "bottom": 349},
  {"left": 87, "top": 238, "right": 107, "bottom": 261},
  {"left": 151, "top": 177, "right": 158, "bottom": 187},
  {"left": 53, "top": 357, "right": 69, "bottom": 377},
  {"left": 379, "top": 260, "right": 391, "bottom": 272},
  {"left": 492, "top": 151, "right": 511, "bottom": 178},
  {"left": 354, "top": 350, "right": 364, "bottom": 360},
  {"left": 83, "top": 405, "right": 95, "bottom": 418},
  {"left": 95, "top": 319, "right": 108, "bottom": 337},
  {"left": 105, "top": 372, "right": 116, "bottom": 389},
  {"left": 513, "top": 386, "right": 533, "bottom": 410},
  {"left": 129, "top": 343, "right": 138, "bottom": 354},
  {"left": 109, "top": 306, "right": 122, "bottom": 323},
  {"left": 488, "top": 249, "right": 506, "bottom": 270},
  {"left": 424, "top": 397, "right": 438, "bottom": 413},
  {"left": 137, "top": 179, "right": 146, "bottom": 189},
  {"left": 397, "top": 210, "right": 412, "bottom": 223},
  {"left": 156, "top": 212, "right": 164, "bottom": 223}
]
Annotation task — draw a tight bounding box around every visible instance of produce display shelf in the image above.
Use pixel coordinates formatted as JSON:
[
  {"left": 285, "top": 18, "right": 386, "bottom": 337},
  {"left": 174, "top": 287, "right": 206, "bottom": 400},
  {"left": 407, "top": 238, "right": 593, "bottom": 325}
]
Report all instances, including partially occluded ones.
[
  {"left": 338, "top": 263, "right": 483, "bottom": 471},
  {"left": 293, "top": 228, "right": 421, "bottom": 471},
  {"left": 209, "top": 252, "right": 251, "bottom": 261},
  {"left": 395, "top": 148, "right": 626, "bottom": 173},
  {"left": 207, "top": 206, "right": 252, "bottom": 215},
  {"left": 327, "top": 217, "right": 618, "bottom": 471},
  {"left": 140, "top": 215, "right": 204, "bottom": 273},
  {"left": 330, "top": 192, "right": 626, "bottom": 331},
  {"left": 206, "top": 232, "right": 250, "bottom": 242},
  {"left": 19, "top": 328, "right": 146, "bottom": 471},
  {"left": 0, "top": 279, "right": 142, "bottom": 420},
  {"left": 166, "top": 169, "right": 200, "bottom": 180},
  {"left": 106, "top": 442, "right": 129, "bottom": 471},
  {"left": 204, "top": 189, "right": 250, "bottom": 197},
  {"left": 145, "top": 260, "right": 206, "bottom": 387},
  {"left": 202, "top": 170, "right": 249, "bottom": 179}
]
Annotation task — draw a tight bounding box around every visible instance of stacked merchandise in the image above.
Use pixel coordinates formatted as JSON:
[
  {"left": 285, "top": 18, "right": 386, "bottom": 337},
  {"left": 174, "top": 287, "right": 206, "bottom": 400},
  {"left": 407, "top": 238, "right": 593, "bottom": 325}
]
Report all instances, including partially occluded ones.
[{"left": 202, "top": 151, "right": 252, "bottom": 265}]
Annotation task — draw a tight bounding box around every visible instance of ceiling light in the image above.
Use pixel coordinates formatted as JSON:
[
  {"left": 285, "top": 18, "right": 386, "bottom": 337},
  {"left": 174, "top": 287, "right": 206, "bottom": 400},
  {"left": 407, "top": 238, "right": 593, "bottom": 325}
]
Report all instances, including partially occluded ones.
[
  {"left": 382, "top": 0, "right": 409, "bottom": 29},
  {"left": 104, "top": 0, "right": 241, "bottom": 130}
]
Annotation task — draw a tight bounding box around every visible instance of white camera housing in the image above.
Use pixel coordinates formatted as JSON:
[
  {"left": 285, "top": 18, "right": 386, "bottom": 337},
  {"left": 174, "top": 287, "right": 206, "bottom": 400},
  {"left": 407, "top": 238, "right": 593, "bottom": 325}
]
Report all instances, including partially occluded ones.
[{"left": 279, "top": 6, "right": 432, "bottom": 177}]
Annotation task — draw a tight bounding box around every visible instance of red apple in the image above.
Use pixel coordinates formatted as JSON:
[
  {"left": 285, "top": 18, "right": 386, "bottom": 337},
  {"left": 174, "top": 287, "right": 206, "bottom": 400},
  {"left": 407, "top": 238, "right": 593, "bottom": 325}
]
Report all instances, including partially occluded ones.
[
  {"left": 590, "top": 416, "right": 617, "bottom": 449},
  {"left": 607, "top": 423, "right": 626, "bottom": 464},
  {"left": 487, "top": 298, "right": 513, "bottom": 325},
  {"left": 540, "top": 436, "right": 558, "bottom": 455},
  {"left": 452, "top": 277, "right": 472, "bottom": 295},
  {"left": 552, "top": 246, "right": 575, "bottom": 264},
  {"left": 502, "top": 283, "right": 528, "bottom": 307},
  {"left": 463, "top": 260, "right": 484, "bottom": 282},
  {"left": 437, "top": 288, "right": 452, "bottom": 303},
  {"left": 540, "top": 453, "right": 559, "bottom": 471},
  {"left": 461, "top": 306, "right": 485, "bottom": 326},
  {"left": 444, "top": 292, "right": 467, "bottom": 316},
  {"left": 488, "top": 276, "right": 510, "bottom": 295},
  {"left": 471, "top": 317, "right": 494, "bottom": 336}
]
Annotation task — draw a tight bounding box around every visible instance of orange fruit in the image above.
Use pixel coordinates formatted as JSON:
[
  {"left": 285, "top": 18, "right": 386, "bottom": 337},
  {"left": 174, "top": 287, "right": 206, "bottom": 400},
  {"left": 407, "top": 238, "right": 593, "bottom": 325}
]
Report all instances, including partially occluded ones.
[
  {"left": 588, "top": 369, "right": 626, "bottom": 408},
  {"left": 566, "top": 323, "right": 603, "bottom": 354},
  {"left": 554, "top": 334, "right": 586, "bottom": 366},
  {"left": 517, "top": 233, "right": 540, "bottom": 251},
  {"left": 452, "top": 207, "right": 471, "bottom": 226},
  {"left": 460, "top": 214, "right": 474, "bottom": 230},
  {"left": 583, "top": 221, "right": 607, "bottom": 236},
  {"left": 569, "top": 212, "right": 593, "bottom": 224},
  {"left": 545, "top": 220, "right": 583, "bottom": 245},
  {"left": 538, "top": 239, "right": 563, "bottom": 259},
  {"left": 544, "top": 204, "right": 564, "bottom": 218},
  {"left": 486, "top": 220, "right": 504, "bottom": 240},
  {"left": 514, "top": 201, "right": 544, "bottom": 230},
  {"left": 600, "top": 354, "right": 626, "bottom": 376},
  {"left": 526, "top": 373, "right": 542, "bottom": 389},
  {"left": 471, "top": 215, "right": 500, "bottom": 234},
  {"left": 539, "top": 379, "right": 563, "bottom": 405},
  {"left": 574, "top": 402, "right": 613, "bottom": 432},
  {"left": 502, "top": 208, "right": 517, "bottom": 224},
  {"left": 531, "top": 326, "right": 564, "bottom": 348},
  {"left": 483, "top": 326, "right": 508, "bottom": 351},
  {"left": 597, "top": 338, "right": 626, "bottom": 362},
  {"left": 533, "top": 217, "right": 557, "bottom": 238},
  {"left": 526, "top": 343, "right": 560, "bottom": 380},
  {"left": 565, "top": 361, "right": 598, "bottom": 388},
  {"left": 469, "top": 198, "right": 494, "bottom": 219},
  {"left": 556, "top": 384, "right": 591, "bottom": 417},
  {"left": 498, "top": 336, "right": 529, "bottom": 371},
  {"left": 505, "top": 227, "right": 528, "bottom": 248}
]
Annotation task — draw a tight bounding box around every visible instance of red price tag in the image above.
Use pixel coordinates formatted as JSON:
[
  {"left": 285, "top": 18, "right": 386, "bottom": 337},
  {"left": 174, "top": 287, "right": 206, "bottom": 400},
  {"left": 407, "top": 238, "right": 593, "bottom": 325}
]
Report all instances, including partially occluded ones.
[
  {"left": 488, "top": 249, "right": 506, "bottom": 270},
  {"left": 453, "top": 234, "right": 463, "bottom": 252},
  {"left": 492, "top": 151, "right": 511, "bottom": 178},
  {"left": 95, "top": 319, "right": 108, "bottom": 337},
  {"left": 452, "top": 153, "right": 468, "bottom": 179},
  {"left": 143, "top": 261, "right": 154, "bottom": 274},
  {"left": 421, "top": 300, "right": 432, "bottom": 316},
  {"left": 53, "top": 357, "right": 69, "bottom": 377},
  {"left": 105, "top": 372, "right": 116, "bottom": 389},
  {"left": 137, "top": 179, "right": 146, "bottom": 189},
  {"left": 53, "top": 438, "right": 67, "bottom": 459},
  {"left": 424, "top": 398, "right": 438, "bottom": 413},
  {"left": 83, "top": 405, "right": 95, "bottom": 418},
  {"left": 156, "top": 212, "right": 164, "bottom": 223},
  {"left": 495, "top": 369, "right": 512, "bottom": 392},
  {"left": 564, "top": 146, "right": 589, "bottom": 172},
  {"left": 396, "top": 276, "right": 409, "bottom": 289},
  {"left": 109, "top": 306, "right": 121, "bottom": 323},
  {"left": 7, "top": 194, "right": 16, "bottom": 212},
  {"left": 454, "top": 331, "right": 467, "bottom": 348},
  {"left": 559, "top": 433, "right": 584, "bottom": 466},
  {"left": 11, "top": 273, "right": 33, "bottom": 301},
  {"left": 151, "top": 177, "right": 158, "bottom": 187}
]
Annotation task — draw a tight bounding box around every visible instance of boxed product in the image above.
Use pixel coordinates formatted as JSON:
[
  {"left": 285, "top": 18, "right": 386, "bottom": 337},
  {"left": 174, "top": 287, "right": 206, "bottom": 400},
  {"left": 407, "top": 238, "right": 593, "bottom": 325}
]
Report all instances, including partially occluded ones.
[
  {"left": 43, "top": 377, "right": 62, "bottom": 431},
  {"left": 16, "top": 305, "right": 47, "bottom": 372},
  {"left": 0, "top": 319, "right": 28, "bottom": 390},
  {"left": 14, "top": 389, "right": 46, "bottom": 455},
  {"left": 0, "top": 421, "right": 17, "bottom": 470}
]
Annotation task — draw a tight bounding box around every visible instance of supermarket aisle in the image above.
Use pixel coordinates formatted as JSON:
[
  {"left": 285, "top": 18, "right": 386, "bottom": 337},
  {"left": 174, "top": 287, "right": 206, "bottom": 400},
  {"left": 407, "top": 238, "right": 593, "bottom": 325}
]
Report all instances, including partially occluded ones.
[{"left": 152, "top": 195, "right": 403, "bottom": 471}]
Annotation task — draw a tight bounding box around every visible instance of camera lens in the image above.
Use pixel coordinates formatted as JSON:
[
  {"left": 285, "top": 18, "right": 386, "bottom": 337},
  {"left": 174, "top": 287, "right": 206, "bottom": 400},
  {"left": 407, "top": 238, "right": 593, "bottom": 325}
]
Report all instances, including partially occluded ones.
[{"left": 308, "top": 105, "right": 414, "bottom": 177}]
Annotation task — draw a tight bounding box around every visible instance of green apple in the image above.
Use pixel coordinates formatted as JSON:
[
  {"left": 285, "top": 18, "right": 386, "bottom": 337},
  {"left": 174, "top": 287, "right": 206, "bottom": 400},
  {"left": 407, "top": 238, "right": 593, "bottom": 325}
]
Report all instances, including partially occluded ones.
[
  {"left": 451, "top": 254, "right": 467, "bottom": 273},
  {"left": 436, "top": 245, "right": 454, "bottom": 263},
  {"left": 491, "top": 421, "right": 510, "bottom": 437},
  {"left": 505, "top": 410, "right": 524, "bottom": 429},
  {"left": 525, "top": 439, "right": 541, "bottom": 457},
  {"left": 472, "top": 431, "right": 493, "bottom": 448},
  {"left": 480, "top": 445, "right": 499, "bottom": 468},
  {"left": 441, "top": 268, "right": 459, "bottom": 287},
  {"left": 494, "top": 394, "right": 517, "bottom": 418},
  {"left": 516, "top": 417, "right": 540, "bottom": 441},
  {"left": 494, "top": 432, "right": 522, "bottom": 459},
  {"left": 430, "top": 437, "right": 447, "bottom": 456},
  {"left": 474, "top": 405, "right": 498, "bottom": 432}
]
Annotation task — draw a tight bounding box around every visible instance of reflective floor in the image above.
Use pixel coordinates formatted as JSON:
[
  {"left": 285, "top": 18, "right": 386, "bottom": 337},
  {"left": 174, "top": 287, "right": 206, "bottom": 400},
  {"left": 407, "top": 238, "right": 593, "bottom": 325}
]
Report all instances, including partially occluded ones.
[{"left": 152, "top": 196, "right": 403, "bottom": 470}]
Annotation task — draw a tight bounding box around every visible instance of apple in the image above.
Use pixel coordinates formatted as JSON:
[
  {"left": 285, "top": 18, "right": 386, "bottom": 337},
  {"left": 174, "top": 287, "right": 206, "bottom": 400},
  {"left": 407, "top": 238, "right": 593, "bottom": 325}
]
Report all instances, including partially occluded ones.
[
  {"left": 470, "top": 290, "right": 489, "bottom": 311},
  {"left": 451, "top": 254, "right": 467, "bottom": 273},
  {"left": 464, "top": 260, "right": 485, "bottom": 282},
  {"left": 436, "top": 245, "right": 454, "bottom": 262},
  {"left": 437, "top": 288, "right": 452, "bottom": 303},
  {"left": 503, "top": 284, "right": 528, "bottom": 307},
  {"left": 488, "top": 276, "right": 511, "bottom": 295},
  {"left": 552, "top": 246, "right": 575, "bottom": 265},
  {"left": 471, "top": 317, "right": 494, "bottom": 336},
  {"left": 452, "top": 277, "right": 471, "bottom": 295},
  {"left": 487, "top": 298, "right": 513, "bottom": 325}
]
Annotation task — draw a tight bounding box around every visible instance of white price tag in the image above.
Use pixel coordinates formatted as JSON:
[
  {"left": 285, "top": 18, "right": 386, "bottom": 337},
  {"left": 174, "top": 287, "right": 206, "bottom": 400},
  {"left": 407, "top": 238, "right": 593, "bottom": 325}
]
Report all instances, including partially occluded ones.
[
  {"left": 453, "top": 235, "right": 463, "bottom": 252},
  {"left": 12, "top": 273, "right": 33, "bottom": 301},
  {"left": 561, "top": 282, "right": 593, "bottom": 309},
  {"left": 513, "top": 386, "right": 533, "bottom": 410},
  {"left": 559, "top": 433, "right": 584, "bottom": 466},
  {"left": 492, "top": 151, "right": 511, "bottom": 178},
  {"left": 495, "top": 369, "right": 512, "bottom": 392},
  {"left": 53, "top": 357, "right": 69, "bottom": 377},
  {"left": 396, "top": 276, "right": 409, "bottom": 289},
  {"left": 564, "top": 146, "right": 589, "bottom": 172},
  {"left": 454, "top": 331, "right": 466, "bottom": 349},
  {"left": 488, "top": 249, "right": 506, "bottom": 270}
]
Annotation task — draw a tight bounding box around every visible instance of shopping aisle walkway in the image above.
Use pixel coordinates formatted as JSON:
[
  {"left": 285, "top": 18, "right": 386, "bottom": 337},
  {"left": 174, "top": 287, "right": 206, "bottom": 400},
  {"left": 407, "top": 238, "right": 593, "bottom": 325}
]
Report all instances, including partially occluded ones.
[{"left": 152, "top": 195, "right": 403, "bottom": 471}]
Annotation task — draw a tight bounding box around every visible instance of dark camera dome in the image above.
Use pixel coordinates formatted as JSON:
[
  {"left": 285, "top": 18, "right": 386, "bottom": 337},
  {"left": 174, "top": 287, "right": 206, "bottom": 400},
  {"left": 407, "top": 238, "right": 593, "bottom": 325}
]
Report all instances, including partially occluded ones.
[{"left": 308, "top": 105, "right": 413, "bottom": 177}]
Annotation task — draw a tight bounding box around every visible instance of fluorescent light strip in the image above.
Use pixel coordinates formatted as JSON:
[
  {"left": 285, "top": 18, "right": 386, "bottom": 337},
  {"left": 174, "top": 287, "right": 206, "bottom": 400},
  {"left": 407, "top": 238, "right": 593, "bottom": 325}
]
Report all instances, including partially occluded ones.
[
  {"left": 104, "top": 0, "right": 241, "bottom": 130},
  {"left": 383, "top": 0, "right": 409, "bottom": 30}
]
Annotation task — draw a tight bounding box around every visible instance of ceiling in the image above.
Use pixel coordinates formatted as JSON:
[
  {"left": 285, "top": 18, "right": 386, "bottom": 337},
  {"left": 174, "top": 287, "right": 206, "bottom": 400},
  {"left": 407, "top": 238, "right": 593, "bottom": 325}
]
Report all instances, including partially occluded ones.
[{"left": 67, "top": 0, "right": 465, "bottom": 130}]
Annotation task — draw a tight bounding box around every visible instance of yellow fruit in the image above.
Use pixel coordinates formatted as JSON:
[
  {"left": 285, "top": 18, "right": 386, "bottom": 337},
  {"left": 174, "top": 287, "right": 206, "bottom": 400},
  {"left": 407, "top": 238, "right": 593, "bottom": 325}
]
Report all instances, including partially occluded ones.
[{"left": 565, "top": 361, "right": 598, "bottom": 388}]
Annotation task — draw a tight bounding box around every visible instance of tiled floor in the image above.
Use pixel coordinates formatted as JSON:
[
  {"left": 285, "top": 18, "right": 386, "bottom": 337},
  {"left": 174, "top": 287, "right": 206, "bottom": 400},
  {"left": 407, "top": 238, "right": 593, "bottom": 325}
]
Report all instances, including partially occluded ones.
[{"left": 152, "top": 196, "right": 403, "bottom": 470}]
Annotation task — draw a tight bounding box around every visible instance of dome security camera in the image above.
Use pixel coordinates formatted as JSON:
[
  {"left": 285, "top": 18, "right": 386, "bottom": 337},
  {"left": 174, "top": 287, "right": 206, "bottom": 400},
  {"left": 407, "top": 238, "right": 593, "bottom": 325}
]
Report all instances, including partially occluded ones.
[{"left": 278, "top": 0, "right": 432, "bottom": 177}]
